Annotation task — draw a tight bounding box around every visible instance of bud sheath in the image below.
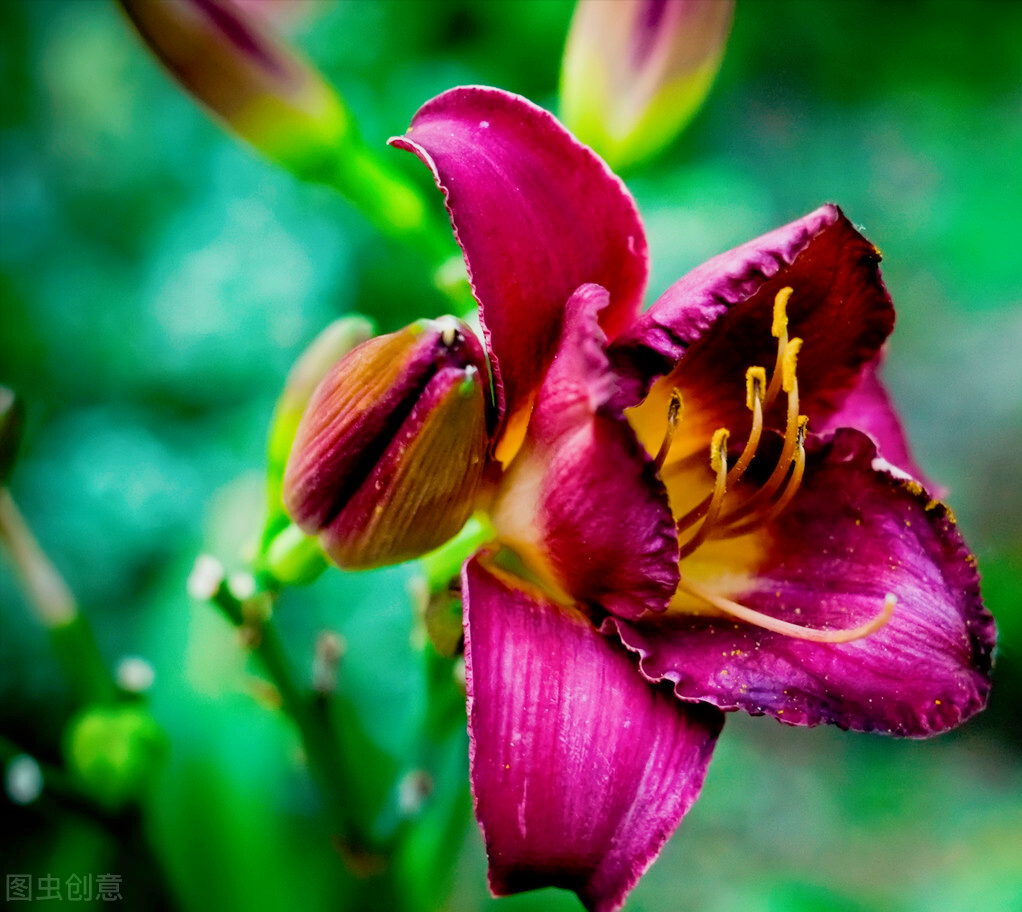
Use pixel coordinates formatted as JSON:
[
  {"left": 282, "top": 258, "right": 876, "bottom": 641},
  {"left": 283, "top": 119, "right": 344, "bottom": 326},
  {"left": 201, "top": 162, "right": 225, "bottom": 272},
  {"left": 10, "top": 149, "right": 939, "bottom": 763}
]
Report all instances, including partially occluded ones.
[{"left": 284, "top": 318, "right": 490, "bottom": 568}]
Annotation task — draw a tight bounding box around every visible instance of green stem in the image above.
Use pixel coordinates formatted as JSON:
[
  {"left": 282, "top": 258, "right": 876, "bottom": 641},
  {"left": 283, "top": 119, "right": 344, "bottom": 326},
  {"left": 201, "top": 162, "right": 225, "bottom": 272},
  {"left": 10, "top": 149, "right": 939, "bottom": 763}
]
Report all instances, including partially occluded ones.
[
  {"left": 205, "top": 583, "right": 377, "bottom": 854},
  {"left": 0, "top": 487, "right": 116, "bottom": 705},
  {"left": 327, "top": 145, "right": 453, "bottom": 265},
  {"left": 420, "top": 514, "right": 495, "bottom": 593}
]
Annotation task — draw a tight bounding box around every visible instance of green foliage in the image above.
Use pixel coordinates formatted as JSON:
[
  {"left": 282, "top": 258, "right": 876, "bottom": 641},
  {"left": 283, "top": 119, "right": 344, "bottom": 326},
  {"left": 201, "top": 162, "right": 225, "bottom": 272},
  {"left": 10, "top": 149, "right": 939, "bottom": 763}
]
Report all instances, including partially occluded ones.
[{"left": 2, "top": 1, "right": 1020, "bottom": 911}]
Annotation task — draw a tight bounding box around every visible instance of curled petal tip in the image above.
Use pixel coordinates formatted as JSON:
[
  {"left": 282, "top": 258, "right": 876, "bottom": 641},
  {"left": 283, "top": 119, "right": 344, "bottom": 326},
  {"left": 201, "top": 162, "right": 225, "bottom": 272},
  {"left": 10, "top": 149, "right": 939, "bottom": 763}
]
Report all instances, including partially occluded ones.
[{"left": 390, "top": 86, "right": 648, "bottom": 438}]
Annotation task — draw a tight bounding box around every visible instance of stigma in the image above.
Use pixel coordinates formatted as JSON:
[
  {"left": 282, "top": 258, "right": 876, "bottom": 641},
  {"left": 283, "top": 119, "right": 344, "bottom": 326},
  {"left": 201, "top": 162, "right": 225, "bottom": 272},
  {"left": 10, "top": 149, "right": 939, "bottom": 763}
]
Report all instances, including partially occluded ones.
[{"left": 655, "top": 286, "right": 894, "bottom": 644}]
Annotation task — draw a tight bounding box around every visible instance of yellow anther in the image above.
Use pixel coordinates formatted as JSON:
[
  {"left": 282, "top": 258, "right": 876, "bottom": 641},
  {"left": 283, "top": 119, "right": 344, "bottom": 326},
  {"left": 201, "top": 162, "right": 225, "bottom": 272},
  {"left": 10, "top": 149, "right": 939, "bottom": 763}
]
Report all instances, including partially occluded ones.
[
  {"left": 710, "top": 428, "right": 729, "bottom": 475},
  {"left": 668, "top": 389, "right": 683, "bottom": 425},
  {"left": 654, "top": 389, "right": 683, "bottom": 472},
  {"left": 781, "top": 338, "right": 802, "bottom": 393},
  {"left": 745, "top": 366, "right": 767, "bottom": 411},
  {"left": 763, "top": 291, "right": 794, "bottom": 410},
  {"left": 772, "top": 287, "right": 793, "bottom": 338},
  {"left": 796, "top": 414, "right": 809, "bottom": 441}
]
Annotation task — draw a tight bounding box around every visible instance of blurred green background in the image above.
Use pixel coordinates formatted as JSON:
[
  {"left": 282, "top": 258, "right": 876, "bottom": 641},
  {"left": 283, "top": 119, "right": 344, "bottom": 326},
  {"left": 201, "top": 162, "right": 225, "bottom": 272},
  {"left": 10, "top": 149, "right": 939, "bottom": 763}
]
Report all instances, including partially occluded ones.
[{"left": 2, "top": 1, "right": 1020, "bottom": 910}]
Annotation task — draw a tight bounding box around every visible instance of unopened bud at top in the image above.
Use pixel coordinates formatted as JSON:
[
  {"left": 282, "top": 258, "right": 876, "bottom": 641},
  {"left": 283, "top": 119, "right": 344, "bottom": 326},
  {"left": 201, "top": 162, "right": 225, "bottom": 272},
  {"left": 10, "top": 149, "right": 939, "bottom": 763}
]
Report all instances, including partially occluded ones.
[
  {"left": 284, "top": 317, "right": 491, "bottom": 569},
  {"left": 561, "top": 0, "right": 734, "bottom": 169},
  {"left": 117, "top": 0, "right": 349, "bottom": 174}
]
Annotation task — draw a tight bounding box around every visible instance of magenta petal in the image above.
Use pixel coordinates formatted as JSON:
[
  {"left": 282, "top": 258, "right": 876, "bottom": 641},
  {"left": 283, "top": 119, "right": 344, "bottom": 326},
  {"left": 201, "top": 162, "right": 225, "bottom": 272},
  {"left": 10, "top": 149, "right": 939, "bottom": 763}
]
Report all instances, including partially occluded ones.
[
  {"left": 491, "top": 284, "right": 678, "bottom": 619},
  {"left": 605, "top": 429, "right": 995, "bottom": 736},
  {"left": 390, "top": 86, "right": 648, "bottom": 435},
  {"left": 464, "top": 554, "right": 723, "bottom": 912}
]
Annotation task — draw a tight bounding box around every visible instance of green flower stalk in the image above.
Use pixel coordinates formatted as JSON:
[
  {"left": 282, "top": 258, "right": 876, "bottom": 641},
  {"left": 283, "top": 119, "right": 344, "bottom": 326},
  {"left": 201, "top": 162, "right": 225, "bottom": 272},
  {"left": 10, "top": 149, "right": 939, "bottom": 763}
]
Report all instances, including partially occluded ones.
[
  {"left": 0, "top": 490, "right": 115, "bottom": 707},
  {"left": 561, "top": 0, "right": 734, "bottom": 169}
]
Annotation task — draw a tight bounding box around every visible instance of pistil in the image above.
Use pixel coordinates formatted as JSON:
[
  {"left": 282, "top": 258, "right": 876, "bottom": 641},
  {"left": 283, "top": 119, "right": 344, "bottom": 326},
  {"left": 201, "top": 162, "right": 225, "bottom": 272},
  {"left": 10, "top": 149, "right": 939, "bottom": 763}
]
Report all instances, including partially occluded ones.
[{"left": 676, "top": 576, "right": 897, "bottom": 643}]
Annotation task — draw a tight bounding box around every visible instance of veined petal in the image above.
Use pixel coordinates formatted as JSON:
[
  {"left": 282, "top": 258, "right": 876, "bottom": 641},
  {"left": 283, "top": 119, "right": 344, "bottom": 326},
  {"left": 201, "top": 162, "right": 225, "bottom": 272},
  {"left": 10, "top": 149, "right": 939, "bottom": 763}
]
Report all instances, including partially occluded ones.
[
  {"left": 464, "top": 554, "right": 723, "bottom": 912},
  {"left": 611, "top": 206, "right": 894, "bottom": 451},
  {"left": 390, "top": 86, "right": 648, "bottom": 456},
  {"left": 490, "top": 284, "right": 678, "bottom": 619},
  {"left": 605, "top": 429, "right": 995, "bottom": 736}
]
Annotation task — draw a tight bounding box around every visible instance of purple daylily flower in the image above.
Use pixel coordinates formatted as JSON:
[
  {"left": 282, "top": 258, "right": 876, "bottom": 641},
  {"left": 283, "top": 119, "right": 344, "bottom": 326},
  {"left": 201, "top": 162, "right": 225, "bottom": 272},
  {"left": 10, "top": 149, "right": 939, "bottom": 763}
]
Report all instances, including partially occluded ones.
[{"left": 286, "top": 86, "right": 995, "bottom": 912}]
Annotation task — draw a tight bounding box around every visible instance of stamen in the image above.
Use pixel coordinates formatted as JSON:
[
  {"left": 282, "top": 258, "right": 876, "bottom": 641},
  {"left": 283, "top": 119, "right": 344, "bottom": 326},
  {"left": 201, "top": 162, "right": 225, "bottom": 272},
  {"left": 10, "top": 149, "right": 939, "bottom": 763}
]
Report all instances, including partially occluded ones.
[
  {"left": 725, "top": 417, "right": 807, "bottom": 536},
  {"left": 772, "top": 286, "right": 793, "bottom": 338},
  {"left": 718, "top": 348, "right": 804, "bottom": 528},
  {"left": 763, "top": 287, "right": 793, "bottom": 409},
  {"left": 782, "top": 338, "right": 802, "bottom": 393},
  {"left": 728, "top": 367, "right": 766, "bottom": 485},
  {"left": 709, "top": 427, "right": 729, "bottom": 475},
  {"left": 677, "top": 576, "right": 897, "bottom": 644},
  {"left": 654, "top": 389, "right": 683, "bottom": 472},
  {"left": 674, "top": 369, "right": 766, "bottom": 532},
  {"left": 745, "top": 366, "right": 767, "bottom": 412},
  {"left": 678, "top": 430, "right": 729, "bottom": 559}
]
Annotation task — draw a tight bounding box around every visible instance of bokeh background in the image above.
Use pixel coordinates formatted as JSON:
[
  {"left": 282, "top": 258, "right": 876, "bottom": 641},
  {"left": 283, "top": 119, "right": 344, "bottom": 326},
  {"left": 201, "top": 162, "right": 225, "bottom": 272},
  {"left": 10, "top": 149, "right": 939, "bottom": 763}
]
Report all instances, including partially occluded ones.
[{"left": 2, "top": 1, "right": 1020, "bottom": 910}]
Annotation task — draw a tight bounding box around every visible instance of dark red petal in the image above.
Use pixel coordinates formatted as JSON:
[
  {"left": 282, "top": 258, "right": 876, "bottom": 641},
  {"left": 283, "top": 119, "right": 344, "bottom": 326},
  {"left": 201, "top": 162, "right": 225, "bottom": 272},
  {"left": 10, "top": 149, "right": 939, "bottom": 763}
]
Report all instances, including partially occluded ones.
[
  {"left": 610, "top": 205, "right": 894, "bottom": 442},
  {"left": 605, "top": 429, "right": 995, "bottom": 736},
  {"left": 390, "top": 86, "right": 648, "bottom": 440},
  {"left": 464, "top": 554, "right": 723, "bottom": 912}
]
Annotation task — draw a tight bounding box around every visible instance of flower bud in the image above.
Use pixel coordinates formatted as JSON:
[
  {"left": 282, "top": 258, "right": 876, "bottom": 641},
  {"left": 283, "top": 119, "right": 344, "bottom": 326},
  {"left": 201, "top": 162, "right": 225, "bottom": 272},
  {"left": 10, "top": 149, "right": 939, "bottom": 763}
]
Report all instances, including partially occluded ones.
[
  {"left": 65, "top": 705, "right": 166, "bottom": 809},
  {"left": 268, "top": 316, "right": 375, "bottom": 507},
  {"left": 117, "top": 0, "right": 349, "bottom": 175},
  {"left": 284, "top": 317, "right": 491, "bottom": 569},
  {"left": 560, "top": 0, "right": 734, "bottom": 169}
]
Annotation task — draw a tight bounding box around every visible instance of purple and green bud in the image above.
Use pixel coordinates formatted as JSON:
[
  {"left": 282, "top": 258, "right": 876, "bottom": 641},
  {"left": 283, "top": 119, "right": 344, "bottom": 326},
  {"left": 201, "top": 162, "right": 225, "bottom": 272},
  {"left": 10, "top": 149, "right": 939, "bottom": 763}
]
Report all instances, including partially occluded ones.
[
  {"left": 560, "top": 0, "right": 734, "bottom": 169},
  {"left": 284, "top": 317, "right": 491, "bottom": 569},
  {"left": 118, "top": 0, "right": 436, "bottom": 244},
  {"left": 118, "top": 0, "right": 349, "bottom": 173}
]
